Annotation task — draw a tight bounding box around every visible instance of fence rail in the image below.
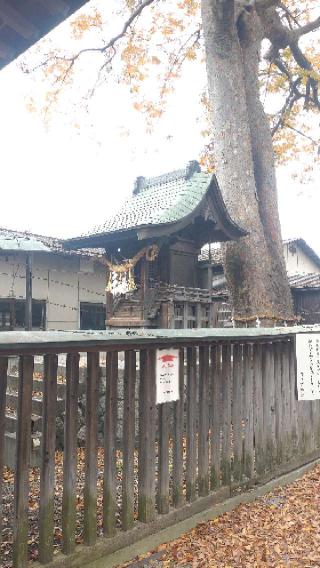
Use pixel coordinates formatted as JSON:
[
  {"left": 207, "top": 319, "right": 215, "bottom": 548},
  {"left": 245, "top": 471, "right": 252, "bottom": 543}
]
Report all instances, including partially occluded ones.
[{"left": 0, "top": 326, "right": 319, "bottom": 568}]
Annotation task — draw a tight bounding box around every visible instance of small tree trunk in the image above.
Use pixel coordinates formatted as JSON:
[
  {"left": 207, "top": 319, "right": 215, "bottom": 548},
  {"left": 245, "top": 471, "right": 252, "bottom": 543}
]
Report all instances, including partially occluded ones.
[{"left": 201, "top": 0, "right": 293, "bottom": 324}]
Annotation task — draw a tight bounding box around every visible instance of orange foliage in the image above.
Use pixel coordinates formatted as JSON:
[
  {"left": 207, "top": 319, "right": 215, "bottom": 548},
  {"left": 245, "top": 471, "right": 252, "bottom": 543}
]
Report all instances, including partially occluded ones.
[{"left": 27, "top": 0, "right": 319, "bottom": 175}]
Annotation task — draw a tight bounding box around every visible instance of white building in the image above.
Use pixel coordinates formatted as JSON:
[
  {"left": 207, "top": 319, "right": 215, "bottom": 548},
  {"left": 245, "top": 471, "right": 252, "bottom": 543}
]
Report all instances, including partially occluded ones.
[
  {"left": 0, "top": 228, "right": 106, "bottom": 331},
  {"left": 282, "top": 238, "right": 320, "bottom": 276}
]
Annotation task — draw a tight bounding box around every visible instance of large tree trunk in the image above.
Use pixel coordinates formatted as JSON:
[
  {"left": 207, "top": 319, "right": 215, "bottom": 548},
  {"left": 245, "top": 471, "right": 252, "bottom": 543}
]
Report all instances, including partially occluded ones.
[
  {"left": 238, "top": 12, "right": 293, "bottom": 317},
  {"left": 201, "top": 0, "right": 293, "bottom": 324}
]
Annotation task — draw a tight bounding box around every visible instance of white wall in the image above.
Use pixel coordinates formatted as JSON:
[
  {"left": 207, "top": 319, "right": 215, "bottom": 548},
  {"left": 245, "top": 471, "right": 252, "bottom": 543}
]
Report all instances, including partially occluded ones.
[
  {"left": 0, "top": 251, "right": 106, "bottom": 330},
  {"left": 283, "top": 243, "right": 320, "bottom": 276}
]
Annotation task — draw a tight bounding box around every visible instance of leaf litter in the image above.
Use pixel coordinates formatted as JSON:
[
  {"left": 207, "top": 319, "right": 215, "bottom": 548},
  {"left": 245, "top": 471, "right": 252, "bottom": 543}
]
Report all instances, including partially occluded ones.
[{"left": 118, "top": 464, "right": 320, "bottom": 568}]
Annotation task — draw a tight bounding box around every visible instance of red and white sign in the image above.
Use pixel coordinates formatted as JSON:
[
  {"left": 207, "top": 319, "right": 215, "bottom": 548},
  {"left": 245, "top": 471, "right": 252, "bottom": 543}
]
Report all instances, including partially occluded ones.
[{"left": 156, "top": 348, "right": 180, "bottom": 404}]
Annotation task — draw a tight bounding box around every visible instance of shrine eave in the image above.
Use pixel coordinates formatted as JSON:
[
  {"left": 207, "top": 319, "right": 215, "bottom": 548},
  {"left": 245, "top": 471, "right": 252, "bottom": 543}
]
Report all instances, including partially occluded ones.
[{"left": 64, "top": 174, "right": 247, "bottom": 252}]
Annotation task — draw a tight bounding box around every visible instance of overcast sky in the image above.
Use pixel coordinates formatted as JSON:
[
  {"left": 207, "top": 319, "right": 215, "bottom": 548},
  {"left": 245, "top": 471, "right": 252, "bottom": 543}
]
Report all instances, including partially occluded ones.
[{"left": 0, "top": 1, "right": 318, "bottom": 254}]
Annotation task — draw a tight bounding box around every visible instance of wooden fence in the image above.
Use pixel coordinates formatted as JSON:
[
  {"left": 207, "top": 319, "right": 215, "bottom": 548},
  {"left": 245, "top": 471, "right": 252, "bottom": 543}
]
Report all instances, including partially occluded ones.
[{"left": 0, "top": 327, "right": 319, "bottom": 568}]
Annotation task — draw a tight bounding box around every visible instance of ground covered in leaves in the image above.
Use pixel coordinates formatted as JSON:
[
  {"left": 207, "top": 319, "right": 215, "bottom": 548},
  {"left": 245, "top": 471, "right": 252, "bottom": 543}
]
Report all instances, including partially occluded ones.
[{"left": 120, "top": 464, "right": 320, "bottom": 568}]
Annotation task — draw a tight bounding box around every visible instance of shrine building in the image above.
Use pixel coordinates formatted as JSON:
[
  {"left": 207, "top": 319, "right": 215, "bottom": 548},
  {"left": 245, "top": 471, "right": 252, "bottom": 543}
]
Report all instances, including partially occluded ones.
[{"left": 64, "top": 161, "right": 246, "bottom": 329}]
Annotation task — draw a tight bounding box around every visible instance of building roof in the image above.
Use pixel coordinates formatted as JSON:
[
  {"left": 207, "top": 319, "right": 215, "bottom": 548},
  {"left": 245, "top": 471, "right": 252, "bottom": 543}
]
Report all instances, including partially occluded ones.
[
  {"left": 289, "top": 273, "right": 320, "bottom": 290},
  {"left": 200, "top": 238, "right": 320, "bottom": 269},
  {"left": 65, "top": 162, "right": 246, "bottom": 251},
  {"left": 0, "top": 228, "right": 101, "bottom": 258},
  {"left": 0, "top": 0, "right": 88, "bottom": 70},
  {"left": 283, "top": 238, "right": 320, "bottom": 270},
  {"left": 0, "top": 234, "right": 50, "bottom": 252}
]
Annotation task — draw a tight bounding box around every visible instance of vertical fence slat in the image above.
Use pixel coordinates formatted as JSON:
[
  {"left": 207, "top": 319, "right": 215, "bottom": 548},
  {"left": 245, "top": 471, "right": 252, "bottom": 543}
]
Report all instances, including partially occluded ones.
[
  {"left": 211, "top": 344, "right": 221, "bottom": 489},
  {"left": 253, "top": 343, "right": 264, "bottom": 477},
  {"left": 263, "top": 343, "right": 276, "bottom": 471},
  {"left": 172, "top": 348, "right": 184, "bottom": 508},
  {"left": 220, "top": 344, "right": 232, "bottom": 486},
  {"left": 281, "top": 342, "right": 292, "bottom": 460},
  {"left": 243, "top": 344, "right": 254, "bottom": 480},
  {"left": 138, "top": 350, "right": 156, "bottom": 523},
  {"left": 186, "top": 346, "right": 197, "bottom": 502},
  {"left": 158, "top": 401, "right": 170, "bottom": 513},
  {"left": 122, "top": 350, "right": 136, "bottom": 531},
  {"left": 62, "top": 353, "right": 79, "bottom": 555},
  {"left": 232, "top": 344, "right": 243, "bottom": 484},
  {"left": 198, "top": 346, "right": 210, "bottom": 496},
  {"left": 13, "top": 355, "right": 34, "bottom": 568},
  {"left": 285, "top": 340, "right": 298, "bottom": 457},
  {"left": 0, "top": 357, "right": 8, "bottom": 545},
  {"left": 39, "top": 354, "right": 58, "bottom": 564},
  {"left": 289, "top": 340, "right": 299, "bottom": 454},
  {"left": 274, "top": 343, "right": 283, "bottom": 465},
  {"left": 84, "top": 352, "right": 99, "bottom": 546},
  {"left": 104, "top": 351, "right": 118, "bottom": 537}
]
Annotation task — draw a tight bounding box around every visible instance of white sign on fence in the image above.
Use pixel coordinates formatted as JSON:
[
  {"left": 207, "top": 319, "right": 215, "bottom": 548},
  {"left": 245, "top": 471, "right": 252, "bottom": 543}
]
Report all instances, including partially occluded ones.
[
  {"left": 296, "top": 333, "right": 320, "bottom": 400},
  {"left": 156, "top": 348, "right": 180, "bottom": 404}
]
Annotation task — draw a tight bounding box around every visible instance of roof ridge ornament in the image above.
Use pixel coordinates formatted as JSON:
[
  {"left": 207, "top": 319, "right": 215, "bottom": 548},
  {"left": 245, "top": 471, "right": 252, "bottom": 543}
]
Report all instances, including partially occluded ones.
[
  {"left": 133, "top": 159, "right": 201, "bottom": 196},
  {"left": 185, "top": 160, "right": 201, "bottom": 179},
  {"left": 133, "top": 176, "right": 146, "bottom": 195}
]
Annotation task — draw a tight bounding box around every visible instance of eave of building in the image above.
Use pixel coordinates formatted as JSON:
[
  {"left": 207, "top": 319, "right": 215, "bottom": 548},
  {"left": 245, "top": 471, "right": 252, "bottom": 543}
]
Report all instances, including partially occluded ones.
[
  {"left": 64, "top": 174, "right": 247, "bottom": 253},
  {"left": 0, "top": 0, "right": 89, "bottom": 70},
  {"left": 0, "top": 227, "right": 102, "bottom": 259},
  {"left": 283, "top": 238, "right": 320, "bottom": 270}
]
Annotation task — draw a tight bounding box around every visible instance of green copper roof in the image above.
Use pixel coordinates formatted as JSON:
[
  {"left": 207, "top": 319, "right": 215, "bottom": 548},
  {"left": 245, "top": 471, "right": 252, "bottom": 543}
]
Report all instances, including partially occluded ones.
[
  {"left": 98, "top": 169, "right": 211, "bottom": 235},
  {"left": 64, "top": 161, "right": 247, "bottom": 250}
]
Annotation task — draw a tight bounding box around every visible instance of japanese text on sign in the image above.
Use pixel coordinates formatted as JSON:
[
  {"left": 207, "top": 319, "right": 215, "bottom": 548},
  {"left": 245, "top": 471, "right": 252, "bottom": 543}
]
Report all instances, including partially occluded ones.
[
  {"left": 296, "top": 333, "right": 320, "bottom": 400},
  {"left": 156, "top": 348, "right": 180, "bottom": 404}
]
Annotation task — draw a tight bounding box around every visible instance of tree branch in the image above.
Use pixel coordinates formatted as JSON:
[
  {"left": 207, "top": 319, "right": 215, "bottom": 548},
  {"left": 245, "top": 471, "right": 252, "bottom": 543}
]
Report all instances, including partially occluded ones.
[
  {"left": 26, "top": 0, "right": 157, "bottom": 75},
  {"left": 294, "top": 16, "right": 320, "bottom": 38},
  {"left": 271, "top": 77, "right": 302, "bottom": 135},
  {"left": 260, "top": 6, "right": 320, "bottom": 110},
  {"left": 256, "top": 0, "right": 280, "bottom": 8}
]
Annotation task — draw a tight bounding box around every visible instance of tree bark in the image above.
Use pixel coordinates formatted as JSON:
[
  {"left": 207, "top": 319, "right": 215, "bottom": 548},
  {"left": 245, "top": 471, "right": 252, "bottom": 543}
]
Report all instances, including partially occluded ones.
[
  {"left": 238, "top": 12, "right": 293, "bottom": 317},
  {"left": 201, "top": 0, "right": 293, "bottom": 324}
]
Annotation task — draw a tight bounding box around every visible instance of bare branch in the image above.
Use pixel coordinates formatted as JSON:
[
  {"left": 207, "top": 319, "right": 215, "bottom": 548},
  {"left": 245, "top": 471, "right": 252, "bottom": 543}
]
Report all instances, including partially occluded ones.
[
  {"left": 260, "top": 5, "right": 320, "bottom": 111},
  {"left": 283, "top": 123, "right": 319, "bottom": 146},
  {"left": 271, "top": 78, "right": 302, "bottom": 135}
]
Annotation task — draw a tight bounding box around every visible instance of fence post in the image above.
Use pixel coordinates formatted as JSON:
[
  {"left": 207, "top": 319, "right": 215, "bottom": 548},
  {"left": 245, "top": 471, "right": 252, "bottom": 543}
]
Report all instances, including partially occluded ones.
[
  {"left": 104, "top": 351, "right": 118, "bottom": 537},
  {"left": 39, "top": 354, "right": 58, "bottom": 564},
  {"left": 243, "top": 344, "right": 254, "bottom": 480},
  {"left": 186, "top": 347, "right": 197, "bottom": 502},
  {"left": 13, "top": 356, "right": 34, "bottom": 568},
  {"left": 172, "top": 348, "right": 184, "bottom": 507},
  {"left": 221, "top": 344, "right": 232, "bottom": 486},
  {"left": 62, "top": 353, "right": 79, "bottom": 555},
  {"left": 83, "top": 352, "right": 99, "bottom": 546},
  {"left": 138, "top": 350, "right": 156, "bottom": 523},
  {"left": 122, "top": 350, "right": 136, "bottom": 531},
  {"left": 262, "top": 343, "right": 276, "bottom": 471},
  {"left": 289, "top": 340, "right": 299, "bottom": 452},
  {"left": 210, "top": 344, "right": 221, "bottom": 489},
  {"left": 232, "top": 344, "right": 243, "bottom": 484},
  {"left": 281, "top": 342, "right": 293, "bottom": 460},
  {"left": 274, "top": 343, "right": 284, "bottom": 465},
  {"left": 253, "top": 343, "right": 264, "bottom": 477},
  {"left": 0, "top": 357, "right": 8, "bottom": 547},
  {"left": 198, "top": 346, "right": 210, "bottom": 496},
  {"left": 158, "top": 400, "right": 170, "bottom": 513}
]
